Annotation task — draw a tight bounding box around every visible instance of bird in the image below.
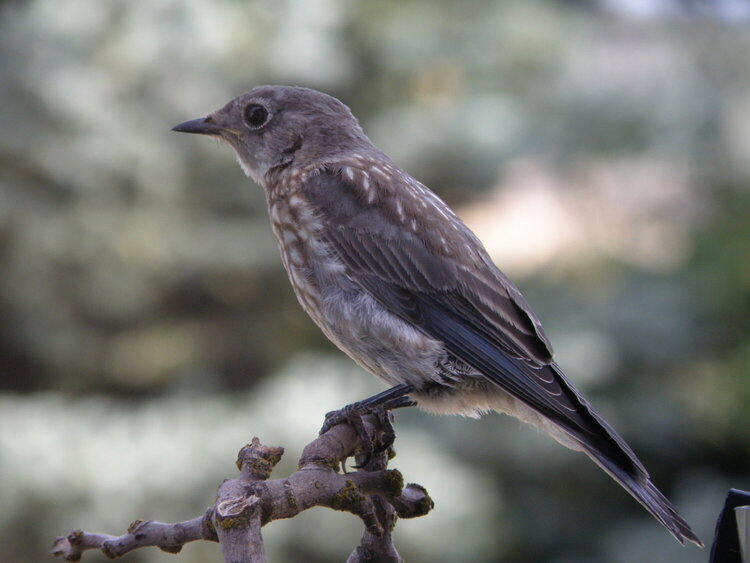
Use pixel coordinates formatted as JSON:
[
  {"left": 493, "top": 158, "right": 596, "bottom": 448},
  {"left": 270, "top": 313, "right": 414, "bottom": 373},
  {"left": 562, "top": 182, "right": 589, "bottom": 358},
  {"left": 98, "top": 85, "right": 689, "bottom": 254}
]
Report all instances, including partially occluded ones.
[{"left": 173, "top": 85, "right": 702, "bottom": 547}]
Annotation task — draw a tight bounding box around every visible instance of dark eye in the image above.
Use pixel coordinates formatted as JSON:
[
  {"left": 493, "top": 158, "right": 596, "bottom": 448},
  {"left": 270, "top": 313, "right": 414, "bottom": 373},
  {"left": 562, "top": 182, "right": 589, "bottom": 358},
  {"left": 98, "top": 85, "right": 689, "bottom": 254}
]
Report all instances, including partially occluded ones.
[{"left": 243, "top": 104, "right": 269, "bottom": 129}]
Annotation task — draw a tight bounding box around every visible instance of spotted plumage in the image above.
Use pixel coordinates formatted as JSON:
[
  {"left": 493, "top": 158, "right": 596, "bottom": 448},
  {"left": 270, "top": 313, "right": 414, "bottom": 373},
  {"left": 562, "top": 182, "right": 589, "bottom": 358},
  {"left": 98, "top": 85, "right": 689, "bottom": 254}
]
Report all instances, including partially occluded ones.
[{"left": 173, "top": 85, "right": 702, "bottom": 547}]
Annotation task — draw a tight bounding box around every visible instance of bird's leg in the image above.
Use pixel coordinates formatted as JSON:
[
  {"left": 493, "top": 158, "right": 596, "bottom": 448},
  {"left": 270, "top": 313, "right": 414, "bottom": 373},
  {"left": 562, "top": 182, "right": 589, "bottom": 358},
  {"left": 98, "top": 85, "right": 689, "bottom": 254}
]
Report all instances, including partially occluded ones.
[
  {"left": 370, "top": 395, "right": 415, "bottom": 452},
  {"left": 320, "top": 384, "right": 416, "bottom": 468},
  {"left": 320, "top": 384, "right": 416, "bottom": 435}
]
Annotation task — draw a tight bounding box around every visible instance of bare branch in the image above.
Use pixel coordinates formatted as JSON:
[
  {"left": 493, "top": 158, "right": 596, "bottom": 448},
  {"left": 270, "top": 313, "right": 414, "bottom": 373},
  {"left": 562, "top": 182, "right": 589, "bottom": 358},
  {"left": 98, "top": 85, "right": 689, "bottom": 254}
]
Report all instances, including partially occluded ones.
[
  {"left": 51, "top": 413, "right": 433, "bottom": 562},
  {"left": 50, "top": 516, "right": 213, "bottom": 561}
]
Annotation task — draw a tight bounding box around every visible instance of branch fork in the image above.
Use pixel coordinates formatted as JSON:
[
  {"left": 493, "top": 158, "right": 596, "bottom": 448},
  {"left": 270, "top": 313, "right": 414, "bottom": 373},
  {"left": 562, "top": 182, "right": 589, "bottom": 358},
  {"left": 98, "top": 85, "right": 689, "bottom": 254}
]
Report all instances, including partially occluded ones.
[{"left": 51, "top": 412, "right": 433, "bottom": 562}]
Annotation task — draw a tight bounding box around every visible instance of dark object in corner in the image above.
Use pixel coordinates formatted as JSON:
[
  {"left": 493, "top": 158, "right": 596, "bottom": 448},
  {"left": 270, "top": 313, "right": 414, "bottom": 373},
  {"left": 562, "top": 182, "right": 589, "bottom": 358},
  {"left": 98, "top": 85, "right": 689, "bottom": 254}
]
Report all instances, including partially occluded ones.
[{"left": 710, "top": 488, "right": 750, "bottom": 563}]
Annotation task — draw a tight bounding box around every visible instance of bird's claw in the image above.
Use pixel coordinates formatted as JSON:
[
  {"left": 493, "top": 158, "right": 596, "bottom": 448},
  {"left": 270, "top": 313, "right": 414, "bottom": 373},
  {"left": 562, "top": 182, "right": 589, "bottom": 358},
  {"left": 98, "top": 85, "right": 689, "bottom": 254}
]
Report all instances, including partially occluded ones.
[{"left": 320, "top": 396, "right": 416, "bottom": 469}]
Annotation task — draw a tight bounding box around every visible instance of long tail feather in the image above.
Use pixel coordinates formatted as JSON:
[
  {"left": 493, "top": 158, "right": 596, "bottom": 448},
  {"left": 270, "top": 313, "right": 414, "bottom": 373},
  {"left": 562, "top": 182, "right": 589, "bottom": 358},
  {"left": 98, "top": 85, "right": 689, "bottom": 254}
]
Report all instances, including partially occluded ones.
[{"left": 580, "top": 443, "right": 703, "bottom": 547}]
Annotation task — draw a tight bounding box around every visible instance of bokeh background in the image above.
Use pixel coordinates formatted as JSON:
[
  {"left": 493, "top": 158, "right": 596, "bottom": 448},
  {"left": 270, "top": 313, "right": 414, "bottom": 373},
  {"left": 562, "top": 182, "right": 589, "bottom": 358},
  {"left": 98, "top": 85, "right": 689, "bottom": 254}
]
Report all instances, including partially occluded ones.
[{"left": 1, "top": 0, "right": 749, "bottom": 561}]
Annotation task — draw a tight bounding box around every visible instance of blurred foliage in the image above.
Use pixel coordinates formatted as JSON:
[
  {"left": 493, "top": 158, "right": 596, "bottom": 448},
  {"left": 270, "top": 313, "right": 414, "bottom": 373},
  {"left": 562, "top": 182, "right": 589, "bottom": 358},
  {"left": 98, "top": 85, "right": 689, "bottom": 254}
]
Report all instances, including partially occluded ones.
[{"left": 1, "top": 0, "right": 749, "bottom": 562}]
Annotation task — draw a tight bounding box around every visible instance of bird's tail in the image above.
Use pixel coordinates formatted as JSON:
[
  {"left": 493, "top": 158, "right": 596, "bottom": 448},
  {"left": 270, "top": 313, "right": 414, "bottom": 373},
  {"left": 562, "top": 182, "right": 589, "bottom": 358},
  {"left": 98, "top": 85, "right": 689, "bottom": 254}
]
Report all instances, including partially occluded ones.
[
  {"left": 544, "top": 364, "right": 703, "bottom": 547},
  {"left": 579, "top": 442, "right": 704, "bottom": 547}
]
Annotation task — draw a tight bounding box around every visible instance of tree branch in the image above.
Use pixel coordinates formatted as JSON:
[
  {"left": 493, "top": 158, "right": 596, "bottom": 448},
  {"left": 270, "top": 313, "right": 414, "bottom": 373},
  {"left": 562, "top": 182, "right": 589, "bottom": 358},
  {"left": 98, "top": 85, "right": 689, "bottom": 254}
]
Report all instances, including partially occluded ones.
[{"left": 51, "top": 412, "right": 433, "bottom": 562}]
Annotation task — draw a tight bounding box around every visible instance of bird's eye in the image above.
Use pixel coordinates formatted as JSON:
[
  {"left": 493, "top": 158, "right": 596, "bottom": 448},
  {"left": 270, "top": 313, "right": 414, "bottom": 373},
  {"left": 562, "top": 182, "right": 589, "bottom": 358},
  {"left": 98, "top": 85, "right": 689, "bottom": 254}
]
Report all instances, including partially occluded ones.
[{"left": 243, "top": 104, "right": 269, "bottom": 129}]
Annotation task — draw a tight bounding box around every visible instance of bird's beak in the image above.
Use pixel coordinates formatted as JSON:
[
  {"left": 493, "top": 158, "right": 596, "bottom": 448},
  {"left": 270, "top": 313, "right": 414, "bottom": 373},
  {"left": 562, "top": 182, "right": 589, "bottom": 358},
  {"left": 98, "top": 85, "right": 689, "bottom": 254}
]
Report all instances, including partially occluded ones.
[{"left": 172, "top": 116, "right": 224, "bottom": 136}]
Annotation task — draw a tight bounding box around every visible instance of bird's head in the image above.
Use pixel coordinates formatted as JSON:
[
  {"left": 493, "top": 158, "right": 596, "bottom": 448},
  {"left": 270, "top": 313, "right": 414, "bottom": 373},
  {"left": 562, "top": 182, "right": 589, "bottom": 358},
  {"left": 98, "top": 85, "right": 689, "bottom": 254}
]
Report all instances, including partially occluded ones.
[{"left": 172, "top": 85, "right": 373, "bottom": 187}]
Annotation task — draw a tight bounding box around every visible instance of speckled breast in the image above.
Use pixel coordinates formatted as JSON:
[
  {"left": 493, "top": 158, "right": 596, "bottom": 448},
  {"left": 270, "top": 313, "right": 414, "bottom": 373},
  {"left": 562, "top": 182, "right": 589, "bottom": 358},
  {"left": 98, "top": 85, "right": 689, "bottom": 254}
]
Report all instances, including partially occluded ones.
[{"left": 266, "top": 182, "right": 348, "bottom": 336}]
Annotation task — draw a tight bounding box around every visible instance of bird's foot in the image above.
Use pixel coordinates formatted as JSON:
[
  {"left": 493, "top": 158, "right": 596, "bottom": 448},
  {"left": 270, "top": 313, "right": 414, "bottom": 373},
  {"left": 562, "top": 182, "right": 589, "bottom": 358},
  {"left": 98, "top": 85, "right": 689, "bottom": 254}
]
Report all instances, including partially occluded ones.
[{"left": 320, "top": 395, "right": 416, "bottom": 469}]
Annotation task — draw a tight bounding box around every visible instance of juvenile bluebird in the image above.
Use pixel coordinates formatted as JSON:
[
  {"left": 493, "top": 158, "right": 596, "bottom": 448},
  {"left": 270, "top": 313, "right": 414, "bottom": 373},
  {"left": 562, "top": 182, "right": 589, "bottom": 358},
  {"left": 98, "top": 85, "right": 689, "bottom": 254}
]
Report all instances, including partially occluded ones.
[{"left": 173, "top": 86, "right": 702, "bottom": 546}]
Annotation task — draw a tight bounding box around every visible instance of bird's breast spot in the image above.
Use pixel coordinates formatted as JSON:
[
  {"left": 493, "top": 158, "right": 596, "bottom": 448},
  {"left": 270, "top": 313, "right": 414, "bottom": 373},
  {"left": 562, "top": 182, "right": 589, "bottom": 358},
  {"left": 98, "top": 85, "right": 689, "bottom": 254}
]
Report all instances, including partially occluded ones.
[
  {"left": 287, "top": 246, "right": 304, "bottom": 267},
  {"left": 270, "top": 205, "right": 280, "bottom": 222},
  {"left": 321, "top": 260, "right": 346, "bottom": 275},
  {"left": 296, "top": 207, "right": 319, "bottom": 226},
  {"left": 304, "top": 235, "right": 328, "bottom": 255},
  {"left": 280, "top": 229, "right": 297, "bottom": 245},
  {"left": 289, "top": 266, "right": 311, "bottom": 293}
]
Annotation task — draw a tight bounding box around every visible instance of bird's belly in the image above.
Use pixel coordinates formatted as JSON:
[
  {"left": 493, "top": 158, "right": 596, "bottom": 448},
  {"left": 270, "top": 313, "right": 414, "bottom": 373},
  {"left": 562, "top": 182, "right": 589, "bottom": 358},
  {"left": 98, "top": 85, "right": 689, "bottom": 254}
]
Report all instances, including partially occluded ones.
[
  {"left": 296, "top": 258, "right": 443, "bottom": 388},
  {"left": 316, "top": 284, "right": 446, "bottom": 389}
]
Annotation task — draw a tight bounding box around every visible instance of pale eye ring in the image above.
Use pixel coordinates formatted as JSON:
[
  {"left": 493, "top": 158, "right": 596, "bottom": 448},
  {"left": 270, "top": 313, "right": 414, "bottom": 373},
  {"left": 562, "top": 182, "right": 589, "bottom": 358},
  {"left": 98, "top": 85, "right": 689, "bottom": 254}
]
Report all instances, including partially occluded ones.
[{"left": 243, "top": 104, "right": 269, "bottom": 129}]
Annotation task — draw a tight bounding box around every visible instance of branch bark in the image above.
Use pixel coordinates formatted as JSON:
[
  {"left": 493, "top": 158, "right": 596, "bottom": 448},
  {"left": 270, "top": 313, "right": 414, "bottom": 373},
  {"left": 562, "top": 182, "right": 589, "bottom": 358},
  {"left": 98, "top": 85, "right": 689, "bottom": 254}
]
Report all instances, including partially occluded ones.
[{"left": 51, "top": 412, "right": 433, "bottom": 562}]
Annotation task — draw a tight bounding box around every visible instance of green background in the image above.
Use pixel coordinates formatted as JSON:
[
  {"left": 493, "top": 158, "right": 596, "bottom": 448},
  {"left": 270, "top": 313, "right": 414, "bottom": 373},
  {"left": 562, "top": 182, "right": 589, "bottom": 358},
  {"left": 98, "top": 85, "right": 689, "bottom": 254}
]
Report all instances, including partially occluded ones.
[{"left": 1, "top": 0, "right": 748, "bottom": 561}]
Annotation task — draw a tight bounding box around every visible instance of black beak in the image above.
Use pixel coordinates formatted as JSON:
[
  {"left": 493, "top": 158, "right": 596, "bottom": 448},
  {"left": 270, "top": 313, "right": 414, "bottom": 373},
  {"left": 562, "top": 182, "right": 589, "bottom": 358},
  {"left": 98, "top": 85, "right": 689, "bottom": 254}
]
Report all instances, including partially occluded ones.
[{"left": 172, "top": 117, "right": 224, "bottom": 135}]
